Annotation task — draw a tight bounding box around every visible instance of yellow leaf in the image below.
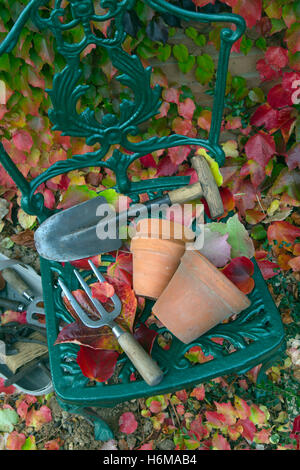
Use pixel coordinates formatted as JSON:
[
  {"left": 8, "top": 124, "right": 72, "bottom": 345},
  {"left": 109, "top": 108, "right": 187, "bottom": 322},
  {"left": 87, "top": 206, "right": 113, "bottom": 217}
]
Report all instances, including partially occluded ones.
[
  {"left": 267, "top": 199, "right": 280, "bottom": 216},
  {"left": 196, "top": 148, "right": 223, "bottom": 186},
  {"left": 0, "top": 80, "right": 6, "bottom": 105},
  {"left": 17, "top": 209, "right": 36, "bottom": 230}
]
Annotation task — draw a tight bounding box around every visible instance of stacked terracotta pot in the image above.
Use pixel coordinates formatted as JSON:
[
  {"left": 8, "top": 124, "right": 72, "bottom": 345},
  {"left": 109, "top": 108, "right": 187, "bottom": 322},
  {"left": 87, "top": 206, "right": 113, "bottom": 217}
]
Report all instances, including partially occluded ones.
[{"left": 130, "top": 218, "right": 250, "bottom": 344}]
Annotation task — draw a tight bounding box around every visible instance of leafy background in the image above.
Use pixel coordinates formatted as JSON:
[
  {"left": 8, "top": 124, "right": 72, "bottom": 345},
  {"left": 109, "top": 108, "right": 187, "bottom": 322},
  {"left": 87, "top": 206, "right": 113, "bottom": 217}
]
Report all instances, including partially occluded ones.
[{"left": 0, "top": 0, "right": 299, "bottom": 450}]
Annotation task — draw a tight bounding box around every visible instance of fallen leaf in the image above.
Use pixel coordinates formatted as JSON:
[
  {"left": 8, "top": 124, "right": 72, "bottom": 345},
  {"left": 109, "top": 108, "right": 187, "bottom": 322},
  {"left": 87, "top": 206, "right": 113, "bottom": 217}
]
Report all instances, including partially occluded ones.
[{"left": 119, "top": 412, "right": 138, "bottom": 434}]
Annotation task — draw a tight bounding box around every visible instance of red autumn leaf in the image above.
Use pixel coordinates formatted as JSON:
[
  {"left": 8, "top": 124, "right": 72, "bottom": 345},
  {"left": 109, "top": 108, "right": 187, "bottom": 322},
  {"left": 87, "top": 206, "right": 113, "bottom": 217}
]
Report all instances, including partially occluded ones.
[
  {"left": 205, "top": 410, "right": 227, "bottom": 427},
  {"left": 6, "top": 432, "right": 26, "bottom": 450},
  {"left": 285, "top": 144, "right": 300, "bottom": 170},
  {"left": 70, "top": 254, "right": 102, "bottom": 270},
  {"left": 12, "top": 130, "right": 33, "bottom": 152},
  {"left": 156, "top": 155, "right": 178, "bottom": 177},
  {"left": 240, "top": 160, "right": 266, "bottom": 189},
  {"left": 133, "top": 323, "right": 158, "bottom": 354},
  {"left": 256, "top": 58, "right": 281, "bottom": 82},
  {"left": 140, "top": 154, "right": 157, "bottom": 168},
  {"left": 44, "top": 439, "right": 63, "bottom": 450},
  {"left": 211, "top": 433, "right": 231, "bottom": 450},
  {"left": 77, "top": 346, "right": 119, "bottom": 382},
  {"left": 168, "top": 145, "right": 191, "bottom": 165},
  {"left": 265, "top": 46, "right": 289, "bottom": 69},
  {"left": 178, "top": 98, "right": 196, "bottom": 120},
  {"left": 292, "top": 415, "right": 300, "bottom": 434},
  {"left": 267, "top": 84, "right": 292, "bottom": 108},
  {"left": 176, "top": 389, "right": 188, "bottom": 402},
  {"left": 288, "top": 256, "right": 300, "bottom": 272},
  {"left": 189, "top": 415, "right": 209, "bottom": 441},
  {"left": 197, "top": 109, "right": 212, "bottom": 132},
  {"left": 162, "top": 87, "right": 181, "bottom": 105},
  {"left": 119, "top": 411, "right": 138, "bottom": 434},
  {"left": 267, "top": 221, "right": 300, "bottom": 252},
  {"left": 91, "top": 281, "right": 115, "bottom": 302},
  {"left": 138, "top": 442, "right": 153, "bottom": 450},
  {"left": 172, "top": 117, "right": 195, "bottom": 137},
  {"left": 107, "top": 252, "right": 133, "bottom": 286},
  {"left": 238, "top": 418, "right": 256, "bottom": 442},
  {"left": 0, "top": 378, "right": 16, "bottom": 395},
  {"left": 256, "top": 258, "right": 280, "bottom": 280},
  {"left": 244, "top": 131, "right": 276, "bottom": 167},
  {"left": 250, "top": 103, "right": 279, "bottom": 130},
  {"left": 221, "top": 257, "right": 255, "bottom": 294},
  {"left": 25, "top": 405, "right": 52, "bottom": 429},
  {"left": 190, "top": 385, "right": 205, "bottom": 401},
  {"left": 223, "top": 0, "right": 262, "bottom": 29}
]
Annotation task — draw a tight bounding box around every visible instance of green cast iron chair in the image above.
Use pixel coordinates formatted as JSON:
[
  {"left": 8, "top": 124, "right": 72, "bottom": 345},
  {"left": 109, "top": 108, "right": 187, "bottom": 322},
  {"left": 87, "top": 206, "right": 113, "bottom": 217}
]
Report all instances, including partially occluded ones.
[{"left": 0, "top": 0, "right": 285, "bottom": 440}]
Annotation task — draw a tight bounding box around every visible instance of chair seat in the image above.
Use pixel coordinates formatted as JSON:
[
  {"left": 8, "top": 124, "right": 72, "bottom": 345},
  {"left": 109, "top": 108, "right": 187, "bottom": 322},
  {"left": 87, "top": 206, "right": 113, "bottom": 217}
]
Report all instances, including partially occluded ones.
[{"left": 41, "top": 238, "right": 285, "bottom": 410}]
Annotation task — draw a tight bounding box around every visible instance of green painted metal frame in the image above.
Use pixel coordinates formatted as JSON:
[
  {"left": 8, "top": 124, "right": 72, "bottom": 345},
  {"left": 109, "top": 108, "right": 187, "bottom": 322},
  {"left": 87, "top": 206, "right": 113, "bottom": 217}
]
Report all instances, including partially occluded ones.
[{"left": 0, "top": 1, "right": 285, "bottom": 440}]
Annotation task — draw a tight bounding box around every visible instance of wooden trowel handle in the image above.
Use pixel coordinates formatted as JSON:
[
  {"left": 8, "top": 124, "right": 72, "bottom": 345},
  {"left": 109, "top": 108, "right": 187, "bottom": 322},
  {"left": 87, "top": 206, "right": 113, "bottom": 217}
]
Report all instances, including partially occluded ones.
[
  {"left": 168, "top": 182, "right": 203, "bottom": 205},
  {"left": 114, "top": 327, "right": 164, "bottom": 386},
  {"left": 1, "top": 268, "right": 34, "bottom": 301}
]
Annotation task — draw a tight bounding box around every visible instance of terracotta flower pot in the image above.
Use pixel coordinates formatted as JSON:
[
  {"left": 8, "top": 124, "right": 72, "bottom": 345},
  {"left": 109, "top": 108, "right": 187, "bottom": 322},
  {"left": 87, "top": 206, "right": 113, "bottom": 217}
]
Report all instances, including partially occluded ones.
[
  {"left": 130, "top": 218, "right": 195, "bottom": 300},
  {"left": 152, "top": 250, "right": 251, "bottom": 344}
]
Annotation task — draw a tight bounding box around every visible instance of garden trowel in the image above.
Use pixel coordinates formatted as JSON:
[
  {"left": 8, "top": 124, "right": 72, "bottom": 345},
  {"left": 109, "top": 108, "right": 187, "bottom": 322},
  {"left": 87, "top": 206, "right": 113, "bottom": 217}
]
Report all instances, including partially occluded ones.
[{"left": 34, "top": 157, "right": 224, "bottom": 262}]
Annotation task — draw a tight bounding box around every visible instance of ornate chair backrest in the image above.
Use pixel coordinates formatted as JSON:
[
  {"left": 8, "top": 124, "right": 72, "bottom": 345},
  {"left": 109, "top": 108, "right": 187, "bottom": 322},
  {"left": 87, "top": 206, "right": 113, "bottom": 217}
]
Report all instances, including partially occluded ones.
[{"left": 0, "top": 0, "right": 245, "bottom": 222}]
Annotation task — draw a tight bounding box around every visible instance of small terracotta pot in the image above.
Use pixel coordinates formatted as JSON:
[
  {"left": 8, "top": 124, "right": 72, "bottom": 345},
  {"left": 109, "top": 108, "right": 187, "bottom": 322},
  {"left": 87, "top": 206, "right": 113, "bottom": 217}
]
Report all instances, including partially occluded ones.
[
  {"left": 152, "top": 250, "right": 251, "bottom": 344},
  {"left": 130, "top": 218, "right": 195, "bottom": 300}
]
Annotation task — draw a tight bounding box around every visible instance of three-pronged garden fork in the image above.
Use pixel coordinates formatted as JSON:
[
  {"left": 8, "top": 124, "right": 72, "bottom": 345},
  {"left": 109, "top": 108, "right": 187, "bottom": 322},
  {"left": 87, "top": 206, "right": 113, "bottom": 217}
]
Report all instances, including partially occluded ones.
[{"left": 58, "top": 260, "right": 164, "bottom": 387}]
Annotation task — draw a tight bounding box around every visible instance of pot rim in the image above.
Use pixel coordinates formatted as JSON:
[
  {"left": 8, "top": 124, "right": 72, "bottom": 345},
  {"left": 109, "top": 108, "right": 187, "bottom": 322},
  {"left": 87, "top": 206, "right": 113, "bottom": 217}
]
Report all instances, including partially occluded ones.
[{"left": 132, "top": 217, "right": 195, "bottom": 243}]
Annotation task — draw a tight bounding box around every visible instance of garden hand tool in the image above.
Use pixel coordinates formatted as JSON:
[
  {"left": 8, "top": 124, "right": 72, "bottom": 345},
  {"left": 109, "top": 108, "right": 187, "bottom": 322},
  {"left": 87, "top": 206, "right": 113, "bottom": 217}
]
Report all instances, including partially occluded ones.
[
  {"left": 58, "top": 260, "right": 164, "bottom": 387},
  {"left": 0, "top": 297, "right": 25, "bottom": 312},
  {"left": 34, "top": 156, "right": 224, "bottom": 261},
  {"left": 1, "top": 267, "right": 45, "bottom": 327}
]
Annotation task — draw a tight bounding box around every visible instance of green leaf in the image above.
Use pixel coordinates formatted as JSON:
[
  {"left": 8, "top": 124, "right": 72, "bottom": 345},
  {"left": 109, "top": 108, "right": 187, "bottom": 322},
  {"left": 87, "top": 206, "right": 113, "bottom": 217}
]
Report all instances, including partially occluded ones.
[
  {"left": 240, "top": 36, "right": 253, "bottom": 55},
  {"left": 157, "top": 44, "right": 171, "bottom": 62},
  {"left": 21, "top": 436, "right": 37, "bottom": 451},
  {"left": 195, "top": 54, "right": 215, "bottom": 85},
  {"left": 0, "top": 408, "right": 19, "bottom": 432},
  {"left": 208, "top": 214, "right": 255, "bottom": 259},
  {"left": 185, "top": 26, "right": 198, "bottom": 40},
  {"left": 0, "top": 53, "right": 10, "bottom": 72},
  {"left": 173, "top": 44, "right": 189, "bottom": 63},
  {"left": 270, "top": 18, "right": 286, "bottom": 34},
  {"left": 255, "top": 37, "right": 267, "bottom": 51},
  {"left": 178, "top": 55, "right": 195, "bottom": 74},
  {"left": 194, "top": 34, "right": 206, "bottom": 47},
  {"left": 248, "top": 87, "right": 265, "bottom": 103},
  {"left": 251, "top": 225, "right": 267, "bottom": 241}
]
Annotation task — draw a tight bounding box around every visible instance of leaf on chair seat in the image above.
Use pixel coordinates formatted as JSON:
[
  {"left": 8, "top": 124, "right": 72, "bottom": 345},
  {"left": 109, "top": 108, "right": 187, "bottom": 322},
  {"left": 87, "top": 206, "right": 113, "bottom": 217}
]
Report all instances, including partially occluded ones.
[
  {"left": 56, "top": 277, "right": 137, "bottom": 352},
  {"left": 77, "top": 347, "right": 119, "bottom": 383},
  {"left": 221, "top": 257, "right": 255, "bottom": 294}
]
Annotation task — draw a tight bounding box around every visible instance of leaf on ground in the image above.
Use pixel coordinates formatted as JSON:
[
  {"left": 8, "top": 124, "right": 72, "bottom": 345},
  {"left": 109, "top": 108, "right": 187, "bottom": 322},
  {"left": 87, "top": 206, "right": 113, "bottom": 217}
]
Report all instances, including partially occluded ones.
[
  {"left": 25, "top": 405, "right": 52, "bottom": 429},
  {"left": 119, "top": 412, "right": 138, "bottom": 434},
  {"left": 0, "top": 407, "right": 19, "bottom": 432},
  {"left": 6, "top": 431, "right": 26, "bottom": 450},
  {"left": 244, "top": 131, "right": 276, "bottom": 167}
]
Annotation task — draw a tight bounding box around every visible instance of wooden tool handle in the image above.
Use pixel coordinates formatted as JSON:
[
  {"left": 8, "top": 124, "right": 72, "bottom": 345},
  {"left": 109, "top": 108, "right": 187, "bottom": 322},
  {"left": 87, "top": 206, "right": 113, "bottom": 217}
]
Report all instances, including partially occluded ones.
[
  {"left": 117, "top": 331, "right": 164, "bottom": 387},
  {"left": 191, "top": 156, "right": 224, "bottom": 219},
  {"left": 168, "top": 182, "right": 203, "bottom": 205},
  {"left": 1, "top": 268, "right": 34, "bottom": 300}
]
